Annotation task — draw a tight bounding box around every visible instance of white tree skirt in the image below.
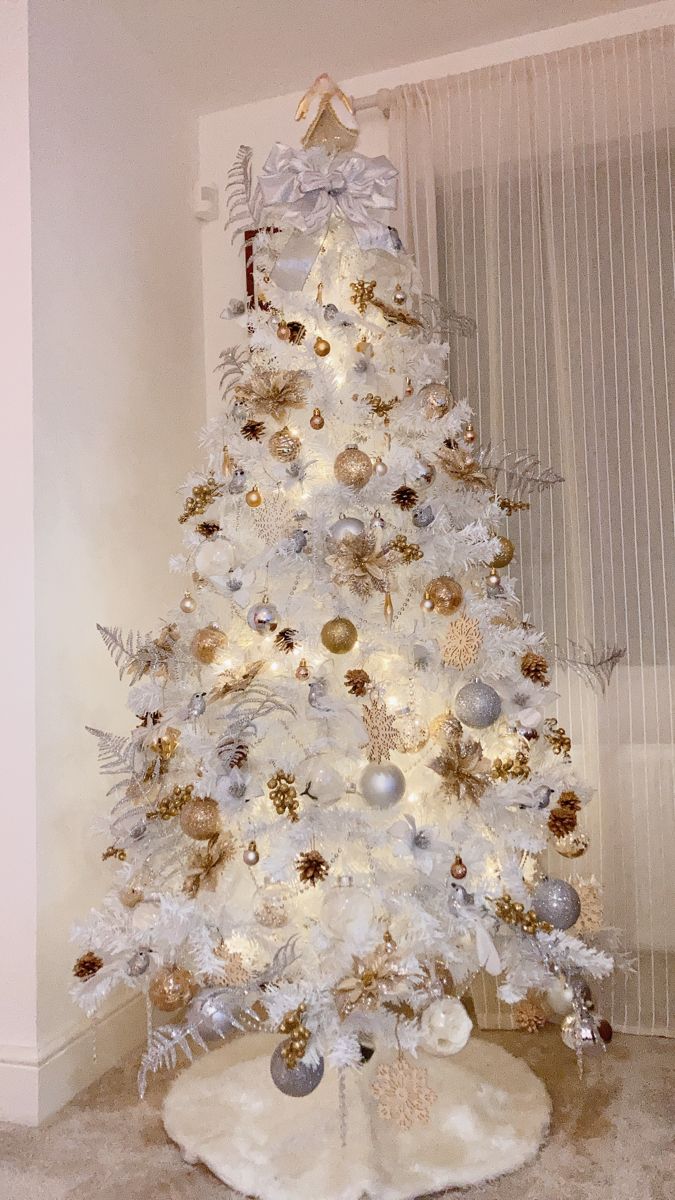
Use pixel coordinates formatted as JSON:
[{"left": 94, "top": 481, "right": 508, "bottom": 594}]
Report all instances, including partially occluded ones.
[{"left": 163, "top": 1033, "right": 550, "bottom": 1200}]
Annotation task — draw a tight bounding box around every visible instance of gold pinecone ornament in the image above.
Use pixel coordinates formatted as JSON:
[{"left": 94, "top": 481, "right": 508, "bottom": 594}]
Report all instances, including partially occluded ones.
[
  {"left": 73, "top": 951, "right": 104, "bottom": 981},
  {"left": 296, "top": 849, "right": 329, "bottom": 886}
]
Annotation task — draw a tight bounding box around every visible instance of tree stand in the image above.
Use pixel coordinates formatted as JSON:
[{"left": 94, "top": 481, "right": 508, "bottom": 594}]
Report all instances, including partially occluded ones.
[{"left": 163, "top": 1033, "right": 551, "bottom": 1200}]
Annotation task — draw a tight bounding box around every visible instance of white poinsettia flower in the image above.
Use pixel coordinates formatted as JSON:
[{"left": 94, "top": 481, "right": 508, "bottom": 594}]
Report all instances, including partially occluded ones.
[
  {"left": 214, "top": 767, "right": 261, "bottom": 813},
  {"left": 388, "top": 814, "right": 444, "bottom": 876},
  {"left": 500, "top": 678, "right": 549, "bottom": 724}
]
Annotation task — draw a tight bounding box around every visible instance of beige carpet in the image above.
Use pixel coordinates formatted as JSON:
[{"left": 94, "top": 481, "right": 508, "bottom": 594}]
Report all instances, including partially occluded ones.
[{"left": 1, "top": 1029, "right": 673, "bottom": 1200}]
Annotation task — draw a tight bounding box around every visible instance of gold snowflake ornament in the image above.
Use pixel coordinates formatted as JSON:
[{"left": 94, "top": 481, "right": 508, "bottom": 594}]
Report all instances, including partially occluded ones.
[
  {"left": 442, "top": 613, "right": 482, "bottom": 670},
  {"left": 361, "top": 696, "right": 405, "bottom": 763},
  {"left": 372, "top": 1058, "right": 438, "bottom": 1130}
]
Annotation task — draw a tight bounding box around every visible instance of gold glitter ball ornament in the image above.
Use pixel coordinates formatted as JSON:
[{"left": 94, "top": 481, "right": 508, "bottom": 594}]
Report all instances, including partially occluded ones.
[
  {"left": 321, "top": 616, "right": 358, "bottom": 654},
  {"left": 490, "top": 535, "right": 515, "bottom": 569},
  {"left": 149, "top": 965, "right": 195, "bottom": 1012},
  {"left": 420, "top": 381, "right": 454, "bottom": 419},
  {"left": 426, "top": 576, "right": 463, "bottom": 616},
  {"left": 314, "top": 336, "right": 331, "bottom": 356},
  {"left": 334, "top": 445, "right": 373, "bottom": 490},
  {"left": 179, "top": 795, "right": 221, "bottom": 840},
  {"left": 245, "top": 484, "right": 263, "bottom": 507},
  {"left": 269, "top": 426, "right": 301, "bottom": 461},
  {"left": 190, "top": 623, "right": 229, "bottom": 665}
]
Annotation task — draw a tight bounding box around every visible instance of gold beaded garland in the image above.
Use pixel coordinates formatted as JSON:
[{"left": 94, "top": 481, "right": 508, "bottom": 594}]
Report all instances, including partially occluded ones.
[
  {"left": 426, "top": 576, "right": 463, "bottom": 616},
  {"left": 321, "top": 616, "right": 358, "bottom": 654},
  {"left": 334, "top": 445, "right": 374, "bottom": 490}
]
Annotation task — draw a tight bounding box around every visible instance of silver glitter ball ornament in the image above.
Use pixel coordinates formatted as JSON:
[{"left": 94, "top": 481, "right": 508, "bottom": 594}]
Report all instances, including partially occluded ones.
[
  {"left": 532, "top": 877, "right": 581, "bottom": 930},
  {"left": 270, "top": 1044, "right": 324, "bottom": 1097},
  {"left": 454, "top": 680, "right": 502, "bottom": 728},
  {"left": 329, "top": 515, "right": 365, "bottom": 541},
  {"left": 412, "top": 504, "right": 435, "bottom": 528},
  {"left": 247, "top": 601, "right": 279, "bottom": 634},
  {"left": 360, "top": 762, "right": 406, "bottom": 808},
  {"left": 127, "top": 948, "right": 151, "bottom": 977},
  {"left": 229, "top": 467, "right": 247, "bottom": 494}
]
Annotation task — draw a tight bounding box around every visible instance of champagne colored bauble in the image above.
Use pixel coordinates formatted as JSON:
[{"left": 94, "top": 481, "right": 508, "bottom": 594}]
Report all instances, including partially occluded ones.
[
  {"left": 419, "top": 381, "right": 454, "bottom": 419},
  {"left": 247, "top": 600, "right": 279, "bottom": 635},
  {"left": 297, "top": 755, "right": 344, "bottom": 804},
  {"left": 127, "top": 948, "right": 151, "bottom": 977},
  {"left": 276, "top": 321, "right": 292, "bottom": 342},
  {"left": 329, "top": 515, "right": 365, "bottom": 541},
  {"left": 334, "top": 445, "right": 373, "bottom": 490},
  {"left": 555, "top": 831, "right": 590, "bottom": 858},
  {"left": 269, "top": 426, "right": 301, "bottom": 462},
  {"left": 532, "top": 878, "right": 581, "bottom": 930},
  {"left": 419, "top": 997, "right": 473, "bottom": 1056},
  {"left": 490, "top": 535, "right": 515, "bottom": 569},
  {"left": 321, "top": 616, "right": 358, "bottom": 654},
  {"left": 454, "top": 680, "right": 502, "bottom": 728},
  {"left": 450, "top": 855, "right": 467, "bottom": 880},
  {"left": 393, "top": 284, "right": 407, "bottom": 305},
  {"left": 191, "top": 624, "right": 229, "bottom": 665},
  {"left": 149, "top": 965, "right": 195, "bottom": 1012},
  {"left": 243, "top": 841, "right": 260, "bottom": 866},
  {"left": 420, "top": 590, "right": 435, "bottom": 613},
  {"left": 321, "top": 877, "right": 375, "bottom": 940},
  {"left": 397, "top": 713, "right": 430, "bottom": 753},
  {"left": 360, "top": 762, "right": 406, "bottom": 808},
  {"left": 310, "top": 407, "right": 325, "bottom": 429},
  {"left": 180, "top": 592, "right": 197, "bottom": 614},
  {"left": 194, "top": 538, "right": 234, "bottom": 586},
  {"left": 295, "top": 658, "right": 310, "bottom": 681},
  {"left": 427, "top": 576, "right": 463, "bottom": 616},
  {"left": 374, "top": 456, "right": 388, "bottom": 476},
  {"left": 270, "top": 1044, "right": 324, "bottom": 1096},
  {"left": 314, "top": 336, "right": 331, "bottom": 357},
  {"left": 179, "top": 795, "right": 220, "bottom": 841},
  {"left": 245, "top": 485, "right": 263, "bottom": 507}
]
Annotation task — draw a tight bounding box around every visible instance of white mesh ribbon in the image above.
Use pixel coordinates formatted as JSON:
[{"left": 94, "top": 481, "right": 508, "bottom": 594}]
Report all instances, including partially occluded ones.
[{"left": 258, "top": 143, "right": 399, "bottom": 288}]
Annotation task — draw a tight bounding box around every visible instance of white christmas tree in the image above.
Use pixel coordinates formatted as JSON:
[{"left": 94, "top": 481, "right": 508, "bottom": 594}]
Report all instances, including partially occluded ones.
[{"left": 73, "top": 80, "right": 614, "bottom": 1110}]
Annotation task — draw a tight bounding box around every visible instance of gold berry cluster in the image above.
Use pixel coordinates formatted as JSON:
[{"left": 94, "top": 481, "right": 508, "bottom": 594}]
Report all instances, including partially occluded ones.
[
  {"left": 268, "top": 770, "right": 299, "bottom": 822},
  {"left": 388, "top": 533, "right": 423, "bottom": 563},
  {"left": 491, "top": 750, "right": 531, "bottom": 781},
  {"left": 493, "top": 893, "right": 553, "bottom": 935},
  {"left": 543, "top": 717, "right": 572, "bottom": 757},
  {"left": 178, "top": 473, "right": 223, "bottom": 524},
  {"left": 279, "top": 1004, "right": 311, "bottom": 1069},
  {"left": 147, "top": 783, "right": 194, "bottom": 822}
]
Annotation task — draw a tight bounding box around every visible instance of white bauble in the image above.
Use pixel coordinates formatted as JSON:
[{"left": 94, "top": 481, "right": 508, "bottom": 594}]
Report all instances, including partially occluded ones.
[
  {"left": 194, "top": 538, "right": 234, "bottom": 589},
  {"left": 297, "top": 755, "right": 344, "bottom": 805},
  {"left": 545, "top": 978, "right": 575, "bottom": 1015},
  {"left": 419, "top": 997, "right": 473, "bottom": 1056},
  {"left": 360, "top": 762, "right": 406, "bottom": 808},
  {"left": 329, "top": 515, "right": 365, "bottom": 541},
  {"left": 321, "top": 877, "right": 375, "bottom": 941}
]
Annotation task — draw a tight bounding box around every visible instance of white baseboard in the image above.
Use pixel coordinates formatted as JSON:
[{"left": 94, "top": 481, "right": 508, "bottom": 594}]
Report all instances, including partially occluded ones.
[{"left": 0, "top": 993, "right": 146, "bottom": 1125}]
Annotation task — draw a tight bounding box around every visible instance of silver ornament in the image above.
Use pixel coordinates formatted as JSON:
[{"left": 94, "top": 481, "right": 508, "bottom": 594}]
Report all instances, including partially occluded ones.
[
  {"left": 329, "top": 515, "right": 365, "bottom": 541},
  {"left": 289, "top": 528, "right": 309, "bottom": 552},
  {"left": 411, "top": 457, "right": 436, "bottom": 485},
  {"left": 560, "top": 1011, "right": 605, "bottom": 1053},
  {"left": 360, "top": 762, "right": 406, "bottom": 808},
  {"left": 223, "top": 297, "right": 246, "bottom": 318},
  {"left": 190, "top": 992, "right": 236, "bottom": 1038},
  {"left": 187, "top": 692, "right": 207, "bottom": 720},
  {"left": 370, "top": 510, "right": 386, "bottom": 530},
  {"left": 308, "top": 679, "right": 328, "bottom": 709},
  {"left": 393, "top": 285, "right": 407, "bottom": 304},
  {"left": 323, "top": 303, "right": 339, "bottom": 321},
  {"left": 532, "top": 877, "right": 581, "bottom": 930},
  {"left": 228, "top": 467, "right": 247, "bottom": 494},
  {"left": 226, "top": 571, "right": 243, "bottom": 592},
  {"left": 270, "top": 1044, "right": 324, "bottom": 1097},
  {"left": 247, "top": 601, "right": 279, "bottom": 634},
  {"left": 449, "top": 882, "right": 473, "bottom": 906},
  {"left": 412, "top": 505, "right": 435, "bottom": 528},
  {"left": 454, "top": 680, "right": 502, "bottom": 728},
  {"left": 127, "top": 948, "right": 151, "bottom": 977}
]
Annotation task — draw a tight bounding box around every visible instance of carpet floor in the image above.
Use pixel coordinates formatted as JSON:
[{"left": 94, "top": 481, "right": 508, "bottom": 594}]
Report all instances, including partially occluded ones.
[{"left": 1, "top": 1029, "right": 673, "bottom": 1200}]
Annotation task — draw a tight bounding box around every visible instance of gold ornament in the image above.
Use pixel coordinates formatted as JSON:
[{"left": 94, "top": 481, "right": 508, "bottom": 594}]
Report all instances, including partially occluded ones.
[
  {"left": 279, "top": 1004, "right": 311, "bottom": 1069},
  {"left": 521, "top": 650, "right": 550, "bottom": 685},
  {"left": 555, "top": 831, "right": 590, "bottom": 858},
  {"left": 276, "top": 320, "right": 291, "bottom": 342},
  {"left": 372, "top": 1059, "right": 437, "bottom": 1130},
  {"left": 391, "top": 484, "right": 418, "bottom": 510},
  {"left": 191, "top": 624, "right": 229, "bottom": 665},
  {"left": 148, "top": 965, "right": 195, "bottom": 1012},
  {"left": 345, "top": 668, "right": 371, "bottom": 696},
  {"left": 543, "top": 717, "right": 572, "bottom": 757},
  {"left": 396, "top": 713, "right": 430, "bottom": 754},
  {"left": 241, "top": 418, "right": 266, "bottom": 441},
  {"left": 245, "top": 484, "right": 263, "bottom": 507},
  {"left": 183, "top": 830, "right": 236, "bottom": 897},
  {"left": 429, "top": 732, "right": 490, "bottom": 804},
  {"left": 570, "top": 874, "right": 604, "bottom": 935},
  {"left": 350, "top": 278, "right": 377, "bottom": 315},
  {"left": 361, "top": 695, "right": 405, "bottom": 763},
  {"left": 310, "top": 407, "right": 325, "bottom": 429},
  {"left": 295, "top": 658, "right": 310, "bottom": 681},
  {"left": 179, "top": 795, "right": 221, "bottom": 840},
  {"left": 490, "top": 535, "right": 515, "bottom": 569},
  {"left": 243, "top": 840, "right": 260, "bottom": 866},
  {"left": 426, "top": 576, "right": 463, "bottom": 616},
  {"left": 321, "top": 616, "right": 358, "bottom": 654},
  {"left": 296, "top": 849, "right": 329, "bottom": 887},
  {"left": 334, "top": 445, "right": 373, "bottom": 490},
  {"left": 492, "top": 751, "right": 531, "bottom": 782},
  {"left": 146, "top": 782, "right": 194, "bottom": 822},
  {"left": 383, "top": 591, "right": 394, "bottom": 625},
  {"left": 102, "top": 845, "right": 126, "bottom": 862},
  {"left": 335, "top": 935, "right": 409, "bottom": 1017},
  {"left": 274, "top": 627, "right": 298, "bottom": 654},
  {"left": 442, "top": 614, "right": 482, "bottom": 670},
  {"left": 492, "top": 893, "right": 552, "bottom": 935},
  {"left": 268, "top": 769, "right": 299, "bottom": 822},
  {"left": 420, "top": 381, "right": 453, "bottom": 419},
  {"left": 436, "top": 445, "right": 491, "bottom": 490},
  {"left": 269, "top": 426, "right": 301, "bottom": 461},
  {"left": 212, "top": 945, "right": 251, "bottom": 988},
  {"left": 234, "top": 367, "right": 309, "bottom": 423},
  {"left": 365, "top": 392, "right": 397, "bottom": 422},
  {"left": 178, "top": 472, "right": 224, "bottom": 524},
  {"left": 515, "top": 993, "right": 548, "bottom": 1032},
  {"left": 450, "top": 854, "right": 467, "bottom": 880},
  {"left": 148, "top": 726, "right": 181, "bottom": 775},
  {"left": 73, "top": 951, "right": 103, "bottom": 981},
  {"left": 314, "top": 335, "right": 331, "bottom": 357}
]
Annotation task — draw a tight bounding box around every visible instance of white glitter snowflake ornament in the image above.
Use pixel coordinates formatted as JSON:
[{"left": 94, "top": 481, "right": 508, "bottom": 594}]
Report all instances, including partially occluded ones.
[{"left": 371, "top": 1057, "right": 438, "bottom": 1130}]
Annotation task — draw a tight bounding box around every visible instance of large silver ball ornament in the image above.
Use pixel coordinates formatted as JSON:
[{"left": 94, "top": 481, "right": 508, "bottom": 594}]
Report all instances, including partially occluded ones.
[
  {"left": 360, "top": 762, "right": 406, "bottom": 808},
  {"left": 454, "top": 680, "right": 502, "bottom": 728},
  {"left": 270, "top": 1044, "right": 324, "bottom": 1097},
  {"left": 532, "top": 877, "right": 581, "bottom": 930},
  {"left": 247, "top": 601, "right": 279, "bottom": 634},
  {"left": 329, "top": 515, "right": 365, "bottom": 541}
]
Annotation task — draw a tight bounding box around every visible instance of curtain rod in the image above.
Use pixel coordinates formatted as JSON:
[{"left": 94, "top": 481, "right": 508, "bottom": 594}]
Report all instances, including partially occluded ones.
[{"left": 351, "top": 88, "right": 393, "bottom": 118}]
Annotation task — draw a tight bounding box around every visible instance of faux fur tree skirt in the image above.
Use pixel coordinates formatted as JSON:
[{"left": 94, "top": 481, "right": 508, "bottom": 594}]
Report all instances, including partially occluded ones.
[{"left": 163, "top": 1033, "right": 551, "bottom": 1199}]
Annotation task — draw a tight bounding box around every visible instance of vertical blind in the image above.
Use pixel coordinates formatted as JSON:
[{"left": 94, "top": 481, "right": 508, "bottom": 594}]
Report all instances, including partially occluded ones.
[{"left": 390, "top": 26, "right": 674, "bottom": 1035}]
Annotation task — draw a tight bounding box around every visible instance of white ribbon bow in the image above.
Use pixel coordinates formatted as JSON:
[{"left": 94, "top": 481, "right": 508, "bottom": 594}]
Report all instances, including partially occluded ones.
[{"left": 258, "top": 143, "right": 399, "bottom": 275}]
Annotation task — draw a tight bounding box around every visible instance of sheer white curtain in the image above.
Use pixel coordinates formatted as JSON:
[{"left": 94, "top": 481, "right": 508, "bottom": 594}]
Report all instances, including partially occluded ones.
[{"left": 390, "top": 26, "right": 674, "bottom": 1036}]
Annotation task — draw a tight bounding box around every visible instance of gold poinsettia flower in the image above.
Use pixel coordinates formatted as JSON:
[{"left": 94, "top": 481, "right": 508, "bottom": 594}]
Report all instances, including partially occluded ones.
[
  {"left": 436, "top": 445, "right": 491, "bottom": 490},
  {"left": 325, "top": 531, "right": 390, "bottom": 599},
  {"left": 234, "top": 368, "right": 310, "bottom": 423},
  {"left": 429, "top": 728, "right": 491, "bottom": 803},
  {"left": 334, "top": 936, "right": 413, "bottom": 1018}
]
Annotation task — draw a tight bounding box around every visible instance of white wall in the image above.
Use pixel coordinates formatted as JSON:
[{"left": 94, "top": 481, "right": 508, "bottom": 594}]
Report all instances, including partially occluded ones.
[
  {"left": 0, "top": 0, "right": 204, "bottom": 1123},
  {"left": 199, "top": 0, "right": 673, "bottom": 418}
]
